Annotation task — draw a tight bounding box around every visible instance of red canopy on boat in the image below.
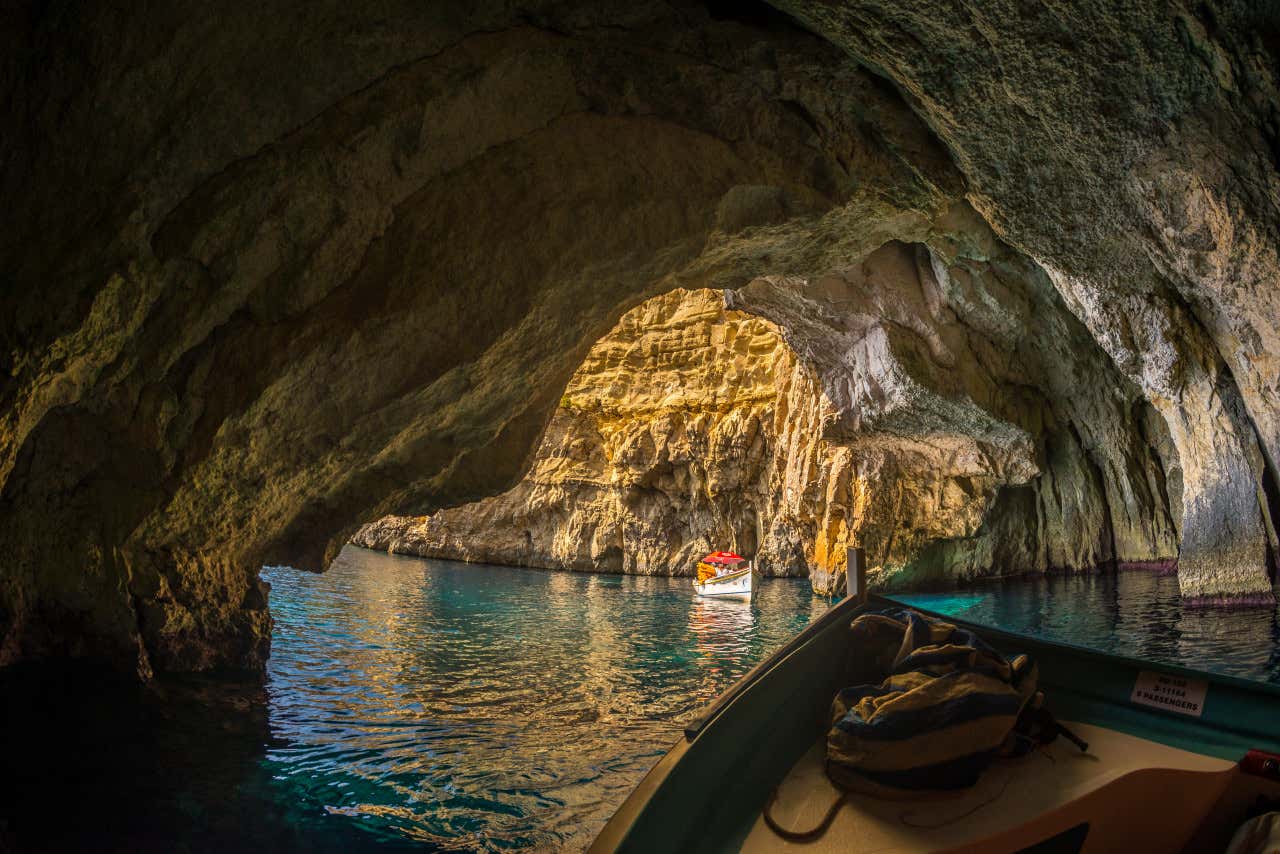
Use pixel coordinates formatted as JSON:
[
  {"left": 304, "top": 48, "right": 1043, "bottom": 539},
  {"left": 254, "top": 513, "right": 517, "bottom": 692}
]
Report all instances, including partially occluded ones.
[{"left": 702, "top": 551, "right": 745, "bottom": 565}]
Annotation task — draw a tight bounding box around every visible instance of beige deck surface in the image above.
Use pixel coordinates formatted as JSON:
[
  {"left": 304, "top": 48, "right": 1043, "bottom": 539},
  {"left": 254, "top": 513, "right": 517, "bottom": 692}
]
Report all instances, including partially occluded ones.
[{"left": 740, "top": 722, "right": 1233, "bottom": 853}]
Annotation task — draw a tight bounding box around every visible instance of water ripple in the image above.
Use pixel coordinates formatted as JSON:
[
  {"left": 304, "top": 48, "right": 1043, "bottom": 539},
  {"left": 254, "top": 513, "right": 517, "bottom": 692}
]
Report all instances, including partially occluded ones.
[
  {"left": 264, "top": 554, "right": 1280, "bottom": 850},
  {"left": 894, "top": 570, "right": 1280, "bottom": 685},
  {"left": 261, "top": 547, "right": 826, "bottom": 851}
]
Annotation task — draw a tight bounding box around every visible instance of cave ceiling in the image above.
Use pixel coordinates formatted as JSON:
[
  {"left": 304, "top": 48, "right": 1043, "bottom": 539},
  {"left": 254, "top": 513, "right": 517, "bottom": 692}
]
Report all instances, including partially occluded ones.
[{"left": 1, "top": 0, "right": 1276, "bottom": 674}]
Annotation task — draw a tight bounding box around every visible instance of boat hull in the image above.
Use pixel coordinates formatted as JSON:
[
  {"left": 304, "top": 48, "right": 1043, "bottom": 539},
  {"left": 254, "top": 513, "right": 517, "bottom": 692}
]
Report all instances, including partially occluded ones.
[{"left": 693, "top": 567, "right": 752, "bottom": 598}]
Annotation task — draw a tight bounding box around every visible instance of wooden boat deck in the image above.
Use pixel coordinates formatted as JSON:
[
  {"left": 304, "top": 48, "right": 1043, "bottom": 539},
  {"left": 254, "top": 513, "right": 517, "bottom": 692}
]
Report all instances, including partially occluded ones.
[{"left": 741, "top": 721, "right": 1236, "bottom": 853}]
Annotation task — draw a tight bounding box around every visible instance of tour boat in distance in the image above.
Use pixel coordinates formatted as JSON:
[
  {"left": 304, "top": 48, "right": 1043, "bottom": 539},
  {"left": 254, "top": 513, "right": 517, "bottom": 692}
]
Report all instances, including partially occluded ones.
[{"left": 693, "top": 551, "right": 753, "bottom": 598}]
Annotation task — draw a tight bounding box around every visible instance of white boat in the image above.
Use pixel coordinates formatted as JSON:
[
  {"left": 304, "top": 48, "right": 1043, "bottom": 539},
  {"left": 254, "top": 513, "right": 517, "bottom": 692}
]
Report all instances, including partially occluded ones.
[{"left": 693, "top": 565, "right": 753, "bottom": 598}]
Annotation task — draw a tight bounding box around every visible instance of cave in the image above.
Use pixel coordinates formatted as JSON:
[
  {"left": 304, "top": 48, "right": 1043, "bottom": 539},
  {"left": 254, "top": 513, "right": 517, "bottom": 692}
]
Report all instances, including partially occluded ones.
[
  {"left": 355, "top": 260, "right": 1182, "bottom": 597},
  {"left": 3, "top": 0, "right": 1280, "bottom": 848}
]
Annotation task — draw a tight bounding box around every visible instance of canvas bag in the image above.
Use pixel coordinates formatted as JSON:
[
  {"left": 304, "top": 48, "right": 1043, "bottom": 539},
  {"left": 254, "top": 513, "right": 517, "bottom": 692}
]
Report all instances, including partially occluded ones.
[
  {"left": 763, "top": 607, "right": 1084, "bottom": 841},
  {"left": 826, "top": 608, "right": 1046, "bottom": 796}
]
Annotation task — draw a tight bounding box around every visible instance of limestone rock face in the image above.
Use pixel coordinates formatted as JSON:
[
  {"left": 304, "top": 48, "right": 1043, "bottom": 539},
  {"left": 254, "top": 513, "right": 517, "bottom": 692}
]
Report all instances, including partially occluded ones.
[
  {"left": 734, "top": 227, "right": 1186, "bottom": 592},
  {"left": 777, "top": 0, "right": 1280, "bottom": 600},
  {"left": 2, "top": 0, "right": 1277, "bottom": 675},
  {"left": 357, "top": 289, "right": 804, "bottom": 575},
  {"left": 0, "top": 1, "right": 960, "bottom": 674},
  {"left": 356, "top": 231, "right": 1182, "bottom": 594}
]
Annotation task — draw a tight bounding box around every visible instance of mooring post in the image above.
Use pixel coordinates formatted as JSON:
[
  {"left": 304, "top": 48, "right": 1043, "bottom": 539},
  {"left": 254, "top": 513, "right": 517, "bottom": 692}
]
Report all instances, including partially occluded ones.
[{"left": 846, "top": 546, "right": 867, "bottom": 604}]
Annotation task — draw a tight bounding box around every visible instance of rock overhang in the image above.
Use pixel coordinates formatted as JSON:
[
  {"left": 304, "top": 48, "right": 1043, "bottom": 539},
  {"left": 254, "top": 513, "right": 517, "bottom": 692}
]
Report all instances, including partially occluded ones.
[{"left": 0, "top": 0, "right": 1276, "bottom": 677}]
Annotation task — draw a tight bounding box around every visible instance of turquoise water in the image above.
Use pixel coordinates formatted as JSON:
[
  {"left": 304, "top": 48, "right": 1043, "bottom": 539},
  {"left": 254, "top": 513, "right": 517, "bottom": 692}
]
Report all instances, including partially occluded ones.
[
  {"left": 894, "top": 570, "right": 1280, "bottom": 684},
  {"left": 5, "top": 554, "right": 1278, "bottom": 851},
  {"left": 260, "top": 546, "right": 827, "bottom": 851},
  {"left": 256, "top": 556, "right": 1279, "bottom": 850}
]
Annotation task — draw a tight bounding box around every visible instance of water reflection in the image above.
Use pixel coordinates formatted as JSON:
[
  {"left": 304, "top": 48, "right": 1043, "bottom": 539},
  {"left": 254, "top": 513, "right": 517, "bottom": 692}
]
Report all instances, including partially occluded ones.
[
  {"left": 262, "top": 548, "right": 824, "bottom": 851},
  {"left": 264, "top": 554, "right": 1278, "bottom": 852},
  {"left": 894, "top": 570, "right": 1280, "bottom": 684}
]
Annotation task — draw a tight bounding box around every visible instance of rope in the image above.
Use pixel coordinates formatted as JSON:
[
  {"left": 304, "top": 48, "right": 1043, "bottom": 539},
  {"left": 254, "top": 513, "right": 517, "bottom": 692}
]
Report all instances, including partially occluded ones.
[{"left": 760, "top": 786, "right": 850, "bottom": 842}]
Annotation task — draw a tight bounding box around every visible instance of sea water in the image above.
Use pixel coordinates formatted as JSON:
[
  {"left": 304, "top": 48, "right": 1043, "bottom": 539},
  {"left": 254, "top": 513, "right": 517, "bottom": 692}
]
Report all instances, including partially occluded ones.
[
  {"left": 893, "top": 569, "right": 1280, "bottom": 684},
  {"left": 7, "top": 551, "right": 1277, "bottom": 851},
  {"left": 260, "top": 554, "right": 1280, "bottom": 850},
  {"left": 260, "top": 546, "right": 827, "bottom": 850}
]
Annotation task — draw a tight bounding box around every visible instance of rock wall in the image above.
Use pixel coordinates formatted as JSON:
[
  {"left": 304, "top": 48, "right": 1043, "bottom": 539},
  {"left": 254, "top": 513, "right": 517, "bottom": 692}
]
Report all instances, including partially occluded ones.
[
  {"left": 777, "top": 0, "right": 1280, "bottom": 601},
  {"left": 0, "top": 1, "right": 964, "bottom": 675},
  {"left": 2, "top": 0, "right": 1277, "bottom": 676},
  {"left": 356, "top": 230, "right": 1182, "bottom": 594},
  {"left": 356, "top": 288, "right": 809, "bottom": 575}
]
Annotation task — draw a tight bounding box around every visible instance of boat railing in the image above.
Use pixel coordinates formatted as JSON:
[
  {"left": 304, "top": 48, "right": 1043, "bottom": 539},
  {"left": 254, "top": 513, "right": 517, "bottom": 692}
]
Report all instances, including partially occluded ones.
[{"left": 703, "top": 567, "right": 750, "bottom": 584}]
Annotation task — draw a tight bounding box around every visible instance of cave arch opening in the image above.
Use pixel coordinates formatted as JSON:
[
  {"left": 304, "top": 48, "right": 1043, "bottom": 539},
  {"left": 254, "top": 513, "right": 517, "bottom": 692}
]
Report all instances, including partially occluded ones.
[
  {"left": 347, "top": 233, "right": 1188, "bottom": 602},
  {"left": 1, "top": 0, "right": 1275, "bottom": 694},
  {"left": 3, "top": 0, "right": 1280, "bottom": 848}
]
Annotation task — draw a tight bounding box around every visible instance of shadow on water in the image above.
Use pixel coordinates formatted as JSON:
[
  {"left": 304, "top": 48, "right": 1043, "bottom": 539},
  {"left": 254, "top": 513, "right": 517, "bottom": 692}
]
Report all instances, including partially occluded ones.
[
  {"left": 0, "top": 661, "right": 409, "bottom": 853},
  {"left": 0, "top": 547, "right": 825, "bottom": 852}
]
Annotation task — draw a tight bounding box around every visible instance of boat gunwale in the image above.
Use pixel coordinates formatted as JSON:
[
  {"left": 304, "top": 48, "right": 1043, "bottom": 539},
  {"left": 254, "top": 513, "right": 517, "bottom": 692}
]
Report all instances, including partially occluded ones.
[
  {"left": 591, "top": 594, "right": 859, "bottom": 854},
  {"left": 697, "top": 567, "right": 752, "bottom": 586}
]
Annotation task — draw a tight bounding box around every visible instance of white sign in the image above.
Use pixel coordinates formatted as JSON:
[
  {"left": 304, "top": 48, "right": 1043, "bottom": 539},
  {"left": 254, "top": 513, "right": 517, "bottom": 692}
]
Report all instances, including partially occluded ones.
[{"left": 1130, "top": 670, "right": 1208, "bottom": 717}]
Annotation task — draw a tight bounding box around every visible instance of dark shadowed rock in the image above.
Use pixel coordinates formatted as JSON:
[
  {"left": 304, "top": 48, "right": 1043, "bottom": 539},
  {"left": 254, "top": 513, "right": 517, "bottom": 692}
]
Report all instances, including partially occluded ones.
[
  {"left": 0, "top": 0, "right": 956, "bottom": 674},
  {"left": 2, "top": 0, "right": 1276, "bottom": 677}
]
